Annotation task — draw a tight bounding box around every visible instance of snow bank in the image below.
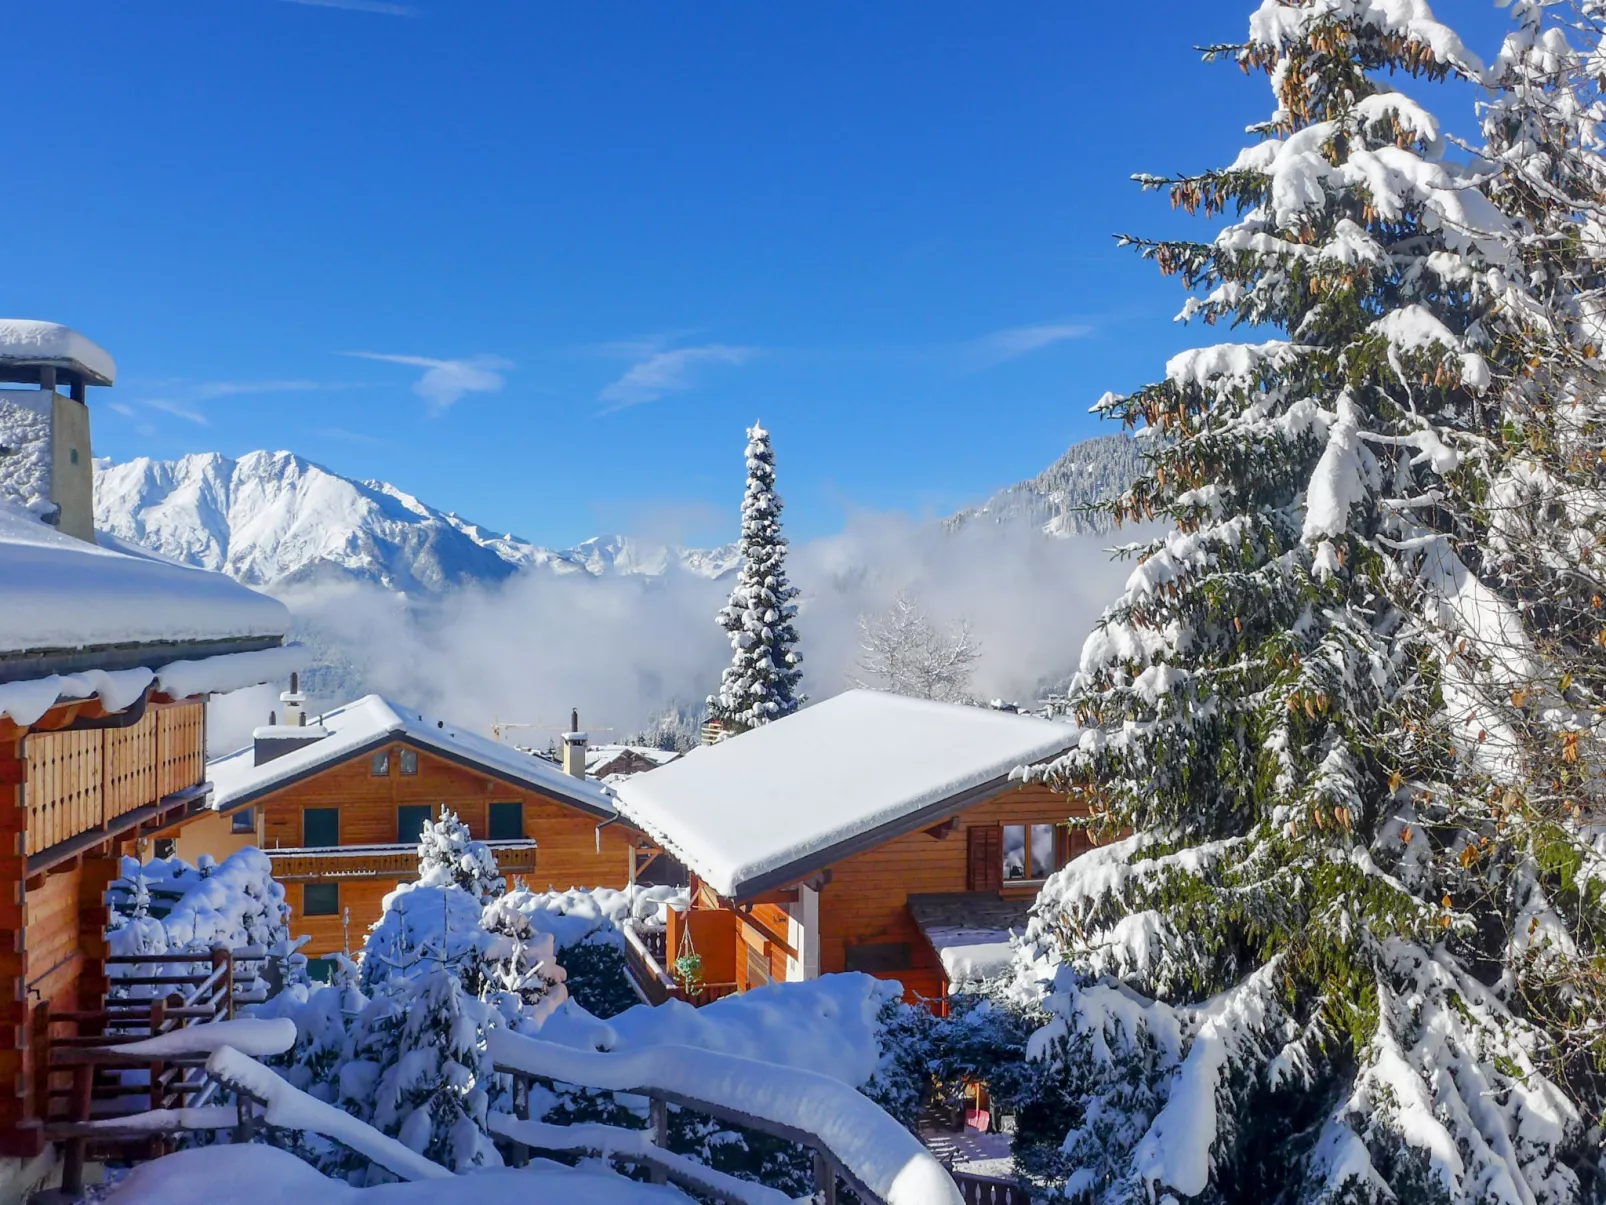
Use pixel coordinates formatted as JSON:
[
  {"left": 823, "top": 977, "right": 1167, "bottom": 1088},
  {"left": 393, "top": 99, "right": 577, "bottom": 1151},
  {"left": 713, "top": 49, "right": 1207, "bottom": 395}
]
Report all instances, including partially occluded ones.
[
  {"left": 615, "top": 690, "right": 1076, "bottom": 896},
  {"left": 500, "top": 884, "right": 687, "bottom": 950},
  {"left": 103, "top": 1140, "right": 699, "bottom": 1205},
  {"left": 487, "top": 1026, "right": 961, "bottom": 1205}
]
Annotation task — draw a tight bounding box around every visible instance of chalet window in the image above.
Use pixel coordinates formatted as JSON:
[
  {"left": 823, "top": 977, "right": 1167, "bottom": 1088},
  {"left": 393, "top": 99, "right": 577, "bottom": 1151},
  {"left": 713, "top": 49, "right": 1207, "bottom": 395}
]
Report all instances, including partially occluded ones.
[
  {"left": 488, "top": 802, "right": 524, "bottom": 841},
  {"left": 371, "top": 750, "right": 391, "bottom": 777},
  {"left": 399, "top": 748, "right": 419, "bottom": 776},
  {"left": 307, "top": 957, "right": 336, "bottom": 983},
  {"left": 303, "top": 882, "right": 339, "bottom": 916},
  {"left": 231, "top": 807, "right": 255, "bottom": 836},
  {"left": 303, "top": 807, "right": 339, "bottom": 848},
  {"left": 844, "top": 943, "right": 912, "bottom": 973},
  {"left": 1003, "top": 823, "right": 1058, "bottom": 882},
  {"left": 397, "top": 805, "right": 433, "bottom": 845}
]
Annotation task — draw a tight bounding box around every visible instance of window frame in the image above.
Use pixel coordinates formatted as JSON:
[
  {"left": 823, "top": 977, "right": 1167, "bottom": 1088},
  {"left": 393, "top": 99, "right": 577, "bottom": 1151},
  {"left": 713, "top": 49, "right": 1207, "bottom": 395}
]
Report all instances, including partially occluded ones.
[
  {"left": 487, "top": 801, "right": 524, "bottom": 841},
  {"left": 1001, "top": 821, "right": 1059, "bottom": 885},
  {"left": 371, "top": 749, "right": 391, "bottom": 777},
  {"left": 397, "top": 804, "right": 434, "bottom": 845},
  {"left": 302, "top": 882, "right": 339, "bottom": 917},
  {"left": 231, "top": 806, "right": 256, "bottom": 836},
  {"left": 303, "top": 807, "right": 339, "bottom": 848},
  {"left": 399, "top": 747, "right": 419, "bottom": 776}
]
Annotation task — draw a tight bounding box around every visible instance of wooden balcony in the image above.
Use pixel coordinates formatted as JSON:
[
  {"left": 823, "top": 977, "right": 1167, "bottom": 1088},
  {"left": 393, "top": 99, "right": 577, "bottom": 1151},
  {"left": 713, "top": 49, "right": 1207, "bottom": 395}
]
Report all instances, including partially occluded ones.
[
  {"left": 24, "top": 700, "right": 208, "bottom": 872},
  {"left": 267, "top": 839, "right": 538, "bottom": 881}
]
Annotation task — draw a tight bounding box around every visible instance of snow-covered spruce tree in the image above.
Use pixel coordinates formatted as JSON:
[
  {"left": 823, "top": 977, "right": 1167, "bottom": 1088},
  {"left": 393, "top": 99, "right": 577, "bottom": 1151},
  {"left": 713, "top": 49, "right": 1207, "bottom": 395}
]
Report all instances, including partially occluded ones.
[
  {"left": 708, "top": 422, "right": 804, "bottom": 732},
  {"left": 1456, "top": 0, "right": 1606, "bottom": 1122},
  {"left": 1012, "top": 4, "right": 1594, "bottom": 1201},
  {"left": 416, "top": 808, "right": 505, "bottom": 904}
]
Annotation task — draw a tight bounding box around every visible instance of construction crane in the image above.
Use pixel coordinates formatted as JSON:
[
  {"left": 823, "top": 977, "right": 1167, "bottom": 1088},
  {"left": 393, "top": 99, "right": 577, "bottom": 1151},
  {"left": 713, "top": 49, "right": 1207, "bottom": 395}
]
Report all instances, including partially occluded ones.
[{"left": 490, "top": 717, "right": 616, "bottom": 744}]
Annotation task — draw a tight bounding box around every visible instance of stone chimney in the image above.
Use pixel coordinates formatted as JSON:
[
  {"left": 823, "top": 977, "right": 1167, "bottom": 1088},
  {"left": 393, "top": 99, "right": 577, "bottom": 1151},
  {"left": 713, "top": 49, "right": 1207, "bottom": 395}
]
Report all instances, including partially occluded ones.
[
  {"left": 253, "top": 673, "right": 329, "bottom": 765},
  {"left": 0, "top": 320, "right": 116, "bottom": 544},
  {"left": 562, "top": 708, "right": 588, "bottom": 778}
]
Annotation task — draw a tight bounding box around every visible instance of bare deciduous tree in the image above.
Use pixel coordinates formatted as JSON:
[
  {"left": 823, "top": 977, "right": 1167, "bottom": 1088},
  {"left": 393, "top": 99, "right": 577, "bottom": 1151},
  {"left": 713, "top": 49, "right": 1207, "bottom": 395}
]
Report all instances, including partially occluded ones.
[{"left": 852, "top": 592, "right": 981, "bottom": 703}]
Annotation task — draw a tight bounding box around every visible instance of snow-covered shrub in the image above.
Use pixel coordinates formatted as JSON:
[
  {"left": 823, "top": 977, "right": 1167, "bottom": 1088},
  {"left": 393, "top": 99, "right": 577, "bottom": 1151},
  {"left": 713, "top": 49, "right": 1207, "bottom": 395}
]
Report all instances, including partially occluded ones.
[{"left": 416, "top": 809, "right": 504, "bottom": 904}]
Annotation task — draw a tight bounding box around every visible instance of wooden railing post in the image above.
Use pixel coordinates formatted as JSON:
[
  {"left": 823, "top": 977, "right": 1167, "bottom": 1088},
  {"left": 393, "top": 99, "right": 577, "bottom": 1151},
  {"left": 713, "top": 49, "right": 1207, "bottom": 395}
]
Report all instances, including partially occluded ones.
[
  {"left": 508, "top": 1072, "right": 530, "bottom": 1168},
  {"left": 60, "top": 1063, "right": 93, "bottom": 1194},
  {"left": 213, "top": 947, "right": 234, "bottom": 1021},
  {"left": 647, "top": 1097, "right": 669, "bottom": 1185},
  {"left": 814, "top": 1150, "right": 838, "bottom": 1205},
  {"left": 147, "top": 996, "right": 167, "bottom": 1114}
]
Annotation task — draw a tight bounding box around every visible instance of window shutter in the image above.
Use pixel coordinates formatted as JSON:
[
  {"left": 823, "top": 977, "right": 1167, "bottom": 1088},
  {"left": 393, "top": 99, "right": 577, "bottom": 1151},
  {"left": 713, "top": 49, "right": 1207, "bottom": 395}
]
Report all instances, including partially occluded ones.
[{"left": 967, "top": 825, "right": 1002, "bottom": 893}]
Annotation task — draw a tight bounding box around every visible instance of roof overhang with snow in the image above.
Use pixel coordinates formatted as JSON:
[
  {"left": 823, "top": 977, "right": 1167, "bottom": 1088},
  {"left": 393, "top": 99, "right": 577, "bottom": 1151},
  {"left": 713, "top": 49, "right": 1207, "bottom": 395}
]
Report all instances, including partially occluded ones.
[
  {"left": 207, "top": 694, "right": 620, "bottom": 821},
  {"left": 0, "top": 499, "right": 297, "bottom": 725},
  {"left": 0, "top": 320, "right": 116, "bottom": 387},
  {"left": 613, "top": 690, "right": 1080, "bottom": 900}
]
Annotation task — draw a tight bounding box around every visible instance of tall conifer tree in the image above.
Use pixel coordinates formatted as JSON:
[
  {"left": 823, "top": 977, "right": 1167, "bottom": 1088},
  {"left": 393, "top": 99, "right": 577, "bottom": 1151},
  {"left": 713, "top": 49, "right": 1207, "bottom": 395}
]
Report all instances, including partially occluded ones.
[
  {"left": 1006, "top": 3, "right": 1596, "bottom": 1200},
  {"left": 709, "top": 422, "right": 803, "bottom": 731}
]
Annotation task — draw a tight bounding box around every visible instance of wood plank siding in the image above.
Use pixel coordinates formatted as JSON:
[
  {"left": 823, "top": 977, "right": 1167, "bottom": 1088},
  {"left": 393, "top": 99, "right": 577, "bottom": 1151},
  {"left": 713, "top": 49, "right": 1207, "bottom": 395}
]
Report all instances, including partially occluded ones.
[
  {"left": 234, "top": 741, "right": 635, "bottom": 957},
  {"left": 0, "top": 699, "right": 209, "bottom": 1155},
  {"left": 687, "top": 781, "right": 1088, "bottom": 1006}
]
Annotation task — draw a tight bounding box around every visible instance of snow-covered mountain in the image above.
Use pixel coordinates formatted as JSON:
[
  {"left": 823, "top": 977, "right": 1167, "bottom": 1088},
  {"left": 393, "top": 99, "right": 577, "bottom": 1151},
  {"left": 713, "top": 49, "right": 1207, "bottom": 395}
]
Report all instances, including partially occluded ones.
[
  {"left": 945, "top": 432, "right": 1141, "bottom": 538},
  {"left": 94, "top": 435, "right": 1140, "bottom": 596},
  {"left": 93, "top": 451, "right": 738, "bottom": 593}
]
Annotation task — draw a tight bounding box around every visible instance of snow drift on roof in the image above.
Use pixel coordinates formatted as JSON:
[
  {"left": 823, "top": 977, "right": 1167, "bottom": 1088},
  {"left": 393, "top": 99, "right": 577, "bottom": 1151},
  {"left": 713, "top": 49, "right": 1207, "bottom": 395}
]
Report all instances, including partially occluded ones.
[
  {"left": 0, "top": 498, "right": 290, "bottom": 657},
  {"left": 613, "top": 690, "right": 1078, "bottom": 897},
  {"left": 0, "top": 319, "right": 116, "bottom": 384},
  {"left": 208, "top": 693, "right": 616, "bottom": 816}
]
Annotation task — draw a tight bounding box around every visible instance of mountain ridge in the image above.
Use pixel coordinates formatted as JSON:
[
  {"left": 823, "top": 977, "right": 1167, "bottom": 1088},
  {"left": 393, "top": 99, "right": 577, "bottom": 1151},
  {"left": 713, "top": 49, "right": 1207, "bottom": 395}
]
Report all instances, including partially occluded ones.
[{"left": 94, "top": 433, "right": 1141, "bottom": 594}]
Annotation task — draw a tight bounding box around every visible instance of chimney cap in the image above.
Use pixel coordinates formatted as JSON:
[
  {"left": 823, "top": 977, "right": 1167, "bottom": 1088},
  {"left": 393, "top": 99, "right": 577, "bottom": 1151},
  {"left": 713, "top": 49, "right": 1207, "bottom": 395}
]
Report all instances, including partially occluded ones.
[{"left": 0, "top": 320, "right": 115, "bottom": 388}]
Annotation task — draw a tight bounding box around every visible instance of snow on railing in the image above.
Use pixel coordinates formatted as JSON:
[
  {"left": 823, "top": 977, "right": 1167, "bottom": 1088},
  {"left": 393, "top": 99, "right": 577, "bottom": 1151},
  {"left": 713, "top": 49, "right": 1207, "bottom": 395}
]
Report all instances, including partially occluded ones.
[
  {"left": 486, "top": 1027, "right": 962, "bottom": 1205},
  {"left": 489, "top": 1115, "right": 791, "bottom": 1205}
]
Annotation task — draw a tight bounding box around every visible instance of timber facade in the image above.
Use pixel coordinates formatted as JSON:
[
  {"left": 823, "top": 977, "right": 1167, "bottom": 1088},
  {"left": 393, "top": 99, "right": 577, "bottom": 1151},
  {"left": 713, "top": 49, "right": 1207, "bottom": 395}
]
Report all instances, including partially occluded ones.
[
  {"left": 0, "top": 695, "right": 217, "bottom": 1159},
  {"left": 665, "top": 780, "right": 1089, "bottom": 1005},
  {"left": 199, "top": 699, "right": 640, "bottom": 963}
]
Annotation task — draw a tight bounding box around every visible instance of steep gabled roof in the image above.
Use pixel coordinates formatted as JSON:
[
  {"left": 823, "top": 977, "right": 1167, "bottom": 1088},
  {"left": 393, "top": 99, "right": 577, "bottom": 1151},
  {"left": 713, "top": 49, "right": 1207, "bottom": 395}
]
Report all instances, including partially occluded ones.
[
  {"left": 613, "top": 690, "right": 1079, "bottom": 899},
  {"left": 208, "top": 694, "right": 617, "bottom": 819},
  {"left": 0, "top": 499, "right": 295, "bottom": 724}
]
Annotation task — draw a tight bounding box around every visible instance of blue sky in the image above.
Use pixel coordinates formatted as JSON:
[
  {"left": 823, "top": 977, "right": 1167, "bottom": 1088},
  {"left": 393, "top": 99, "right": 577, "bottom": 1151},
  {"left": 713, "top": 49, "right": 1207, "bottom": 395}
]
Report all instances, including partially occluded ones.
[{"left": 6, "top": 1, "right": 1512, "bottom": 547}]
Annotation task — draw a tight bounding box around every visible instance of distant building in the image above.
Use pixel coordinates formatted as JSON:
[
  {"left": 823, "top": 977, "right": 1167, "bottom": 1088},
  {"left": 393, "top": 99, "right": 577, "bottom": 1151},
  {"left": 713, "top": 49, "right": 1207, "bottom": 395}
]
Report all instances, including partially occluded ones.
[
  {"left": 0, "top": 322, "right": 296, "bottom": 1187},
  {"left": 586, "top": 742, "right": 683, "bottom": 783},
  {"left": 614, "top": 691, "right": 1092, "bottom": 1007},
  {"left": 193, "top": 695, "right": 649, "bottom": 968}
]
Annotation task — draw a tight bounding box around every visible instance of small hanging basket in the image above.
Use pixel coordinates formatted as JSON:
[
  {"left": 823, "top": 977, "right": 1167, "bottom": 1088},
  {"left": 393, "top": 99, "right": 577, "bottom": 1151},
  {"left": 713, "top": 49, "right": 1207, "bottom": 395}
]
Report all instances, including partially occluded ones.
[{"left": 672, "top": 922, "right": 705, "bottom": 994}]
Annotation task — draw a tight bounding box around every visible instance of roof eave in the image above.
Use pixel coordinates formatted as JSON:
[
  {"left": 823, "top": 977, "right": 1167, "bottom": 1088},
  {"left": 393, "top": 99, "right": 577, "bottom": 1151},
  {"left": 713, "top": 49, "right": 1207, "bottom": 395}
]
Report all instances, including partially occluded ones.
[{"left": 0, "top": 634, "right": 285, "bottom": 687}]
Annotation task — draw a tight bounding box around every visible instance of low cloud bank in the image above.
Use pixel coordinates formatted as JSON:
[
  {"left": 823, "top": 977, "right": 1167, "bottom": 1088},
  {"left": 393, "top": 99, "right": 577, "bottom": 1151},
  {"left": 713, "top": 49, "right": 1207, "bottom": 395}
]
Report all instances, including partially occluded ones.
[{"left": 209, "top": 514, "right": 1135, "bottom": 755}]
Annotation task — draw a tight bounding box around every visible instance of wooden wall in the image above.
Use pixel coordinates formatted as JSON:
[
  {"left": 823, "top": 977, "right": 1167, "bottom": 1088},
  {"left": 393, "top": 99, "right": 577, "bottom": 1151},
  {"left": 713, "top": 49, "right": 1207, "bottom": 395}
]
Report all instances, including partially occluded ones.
[
  {"left": 170, "top": 807, "right": 261, "bottom": 868},
  {"left": 224, "top": 740, "right": 635, "bottom": 957},
  {"left": 815, "top": 782, "right": 1085, "bottom": 1000}
]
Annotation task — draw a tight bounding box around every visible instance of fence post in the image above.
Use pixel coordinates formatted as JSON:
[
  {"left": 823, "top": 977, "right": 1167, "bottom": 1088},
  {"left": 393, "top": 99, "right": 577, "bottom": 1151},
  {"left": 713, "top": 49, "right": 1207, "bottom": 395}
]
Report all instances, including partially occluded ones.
[
  {"left": 509, "top": 1073, "right": 530, "bottom": 1168},
  {"left": 813, "top": 1150, "right": 838, "bottom": 1205},
  {"left": 61, "top": 1063, "right": 93, "bottom": 1195},
  {"left": 647, "top": 1097, "right": 669, "bottom": 1185},
  {"left": 233, "top": 1096, "right": 255, "bottom": 1145},
  {"left": 213, "top": 947, "right": 234, "bottom": 1020}
]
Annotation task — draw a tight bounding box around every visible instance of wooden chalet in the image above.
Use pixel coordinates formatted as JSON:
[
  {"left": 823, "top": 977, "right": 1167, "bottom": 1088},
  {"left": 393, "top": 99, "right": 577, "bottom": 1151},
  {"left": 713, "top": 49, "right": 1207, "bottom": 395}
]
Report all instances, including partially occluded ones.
[
  {"left": 194, "top": 694, "right": 643, "bottom": 965},
  {"left": 613, "top": 690, "right": 1087, "bottom": 1006},
  {"left": 0, "top": 322, "right": 296, "bottom": 1189}
]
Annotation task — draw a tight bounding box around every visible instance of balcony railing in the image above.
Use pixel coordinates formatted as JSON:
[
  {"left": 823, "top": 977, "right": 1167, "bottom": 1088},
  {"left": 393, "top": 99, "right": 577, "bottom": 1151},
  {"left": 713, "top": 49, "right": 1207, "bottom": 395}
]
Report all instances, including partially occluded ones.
[
  {"left": 25, "top": 700, "right": 207, "bottom": 866},
  {"left": 266, "top": 839, "right": 538, "bottom": 881}
]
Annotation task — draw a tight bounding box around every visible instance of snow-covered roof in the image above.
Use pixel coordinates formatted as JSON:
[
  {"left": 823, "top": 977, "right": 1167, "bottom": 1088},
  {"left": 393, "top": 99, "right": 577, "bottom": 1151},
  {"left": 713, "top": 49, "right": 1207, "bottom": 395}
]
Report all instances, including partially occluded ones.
[
  {"left": 208, "top": 694, "right": 617, "bottom": 818},
  {"left": 613, "top": 690, "right": 1078, "bottom": 898},
  {"left": 0, "top": 498, "right": 296, "bottom": 724},
  {"left": 586, "top": 743, "right": 682, "bottom": 774},
  {"left": 907, "top": 892, "right": 1032, "bottom": 984},
  {"left": 0, "top": 319, "right": 116, "bottom": 386}
]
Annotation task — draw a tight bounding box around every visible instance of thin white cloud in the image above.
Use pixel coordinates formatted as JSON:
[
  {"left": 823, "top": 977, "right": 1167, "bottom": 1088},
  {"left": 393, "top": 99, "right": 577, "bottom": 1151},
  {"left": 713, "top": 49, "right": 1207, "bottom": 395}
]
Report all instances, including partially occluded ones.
[
  {"left": 344, "top": 352, "right": 511, "bottom": 414},
  {"left": 273, "top": 0, "right": 417, "bottom": 15},
  {"left": 107, "top": 402, "right": 136, "bottom": 417},
  {"left": 599, "top": 344, "right": 754, "bottom": 412},
  {"left": 142, "top": 398, "right": 209, "bottom": 425},
  {"left": 968, "top": 321, "right": 1093, "bottom": 367},
  {"left": 192, "top": 378, "right": 332, "bottom": 402}
]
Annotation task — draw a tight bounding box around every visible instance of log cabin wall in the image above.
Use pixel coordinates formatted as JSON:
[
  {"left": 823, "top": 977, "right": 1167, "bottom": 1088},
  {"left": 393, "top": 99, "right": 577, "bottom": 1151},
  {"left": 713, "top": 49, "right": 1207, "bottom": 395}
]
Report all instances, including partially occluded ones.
[
  {"left": 247, "top": 741, "right": 634, "bottom": 957},
  {"left": 814, "top": 782, "right": 1085, "bottom": 1001},
  {"left": 0, "top": 700, "right": 208, "bottom": 1156}
]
